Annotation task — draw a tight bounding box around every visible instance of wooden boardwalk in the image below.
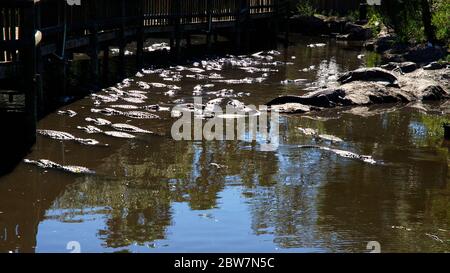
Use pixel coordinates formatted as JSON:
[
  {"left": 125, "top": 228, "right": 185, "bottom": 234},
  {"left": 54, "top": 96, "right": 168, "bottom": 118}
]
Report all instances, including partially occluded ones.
[{"left": 0, "top": 0, "right": 288, "bottom": 158}]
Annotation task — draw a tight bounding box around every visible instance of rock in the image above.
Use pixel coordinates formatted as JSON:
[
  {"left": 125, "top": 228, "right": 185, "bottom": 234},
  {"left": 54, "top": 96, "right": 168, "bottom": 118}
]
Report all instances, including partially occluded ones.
[
  {"left": 290, "top": 15, "right": 328, "bottom": 34},
  {"left": 343, "top": 22, "right": 373, "bottom": 40},
  {"left": 381, "top": 50, "right": 405, "bottom": 63},
  {"left": 266, "top": 67, "right": 449, "bottom": 111},
  {"left": 337, "top": 68, "right": 398, "bottom": 85},
  {"left": 404, "top": 45, "right": 445, "bottom": 64},
  {"left": 420, "top": 85, "right": 447, "bottom": 100}
]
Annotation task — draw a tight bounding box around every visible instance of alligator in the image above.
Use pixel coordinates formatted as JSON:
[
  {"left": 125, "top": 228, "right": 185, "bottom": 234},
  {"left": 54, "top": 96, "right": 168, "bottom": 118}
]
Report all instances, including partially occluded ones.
[
  {"left": 37, "top": 129, "right": 76, "bottom": 141},
  {"left": 57, "top": 110, "right": 77, "bottom": 117},
  {"left": 37, "top": 129, "right": 106, "bottom": 146},
  {"left": 298, "top": 128, "right": 318, "bottom": 136},
  {"left": 109, "top": 104, "right": 140, "bottom": 110},
  {"left": 24, "top": 159, "right": 96, "bottom": 175},
  {"left": 91, "top": 108, "right": 124, "bottom": 116},
  {"left": 121, "top": 97, "right": 146, "bottom": 104},
  {"left": 111, "top": 123, "right": 153, "bottom": 134},
  {"left": 77, "top": 125, "right": 103, "bottom": 134},
  {"left": 317, "top": 134, "right": 344, "bottom": 143},
  {"left": 297, "top": 128, "right": 344, "bottom": 143},
  {"left": 85, "top": 117, "right": 112, "bottom": 126},
  {"left": 103, "top": 131, "right": 136, "bottom": 139},
  {"left": 298, "top": 145, "right": 377, "bottom": 164},
  {"left": 337, "top": 67, "right": 398, "bottom": 86},
  {"left": 122, "top": 111, "right": 160, "bottom": 119},
  {"left": 91, "top": 94, "right": 119, "bottom": 103},
  {"left": 141, "top": 104, "right": 170, "bottom": 112},
  {"left": 77, "top": 125, "right": 136, "bottom": 139}
]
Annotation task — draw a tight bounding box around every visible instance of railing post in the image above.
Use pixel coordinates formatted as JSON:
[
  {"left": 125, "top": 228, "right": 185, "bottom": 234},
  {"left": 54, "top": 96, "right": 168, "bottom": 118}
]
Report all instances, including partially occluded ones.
[
  {"left": 35, "top": 0, "right": 44, "bottom": 117},
  {"left": 281, "top": 0, "right": 289, "bottom": 47},
  {"left": 22, "top": 0, "right": 38, "bottom": 147},
  {"left": 206, "top": 0, "right": 212, "bottom": 51},
  {"left": 119, "top": 0, "right": 126, "bottom": 78},
  {"left": 234, "top": 0, "right": 242, "bottom": 52},
  {"left": 89, "top": 0, "right": 99, "bottom": 83},
  {"left": 171, "top": 0, "right": 181, "bottom": 60},
  {"left": 136, "top": 0, "right": 145, "bottom": 68}
]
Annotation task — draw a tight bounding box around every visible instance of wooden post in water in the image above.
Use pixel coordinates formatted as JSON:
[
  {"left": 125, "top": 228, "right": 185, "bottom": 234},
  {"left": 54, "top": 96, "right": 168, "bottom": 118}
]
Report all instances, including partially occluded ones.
[
  {"left": 102, "top": 46, "right": 110, "bottom": 83},
  {"left": 22, "top": 0, "right": 38, "bottom": 146},
  {"left": 445, "top": 124, "right": 450, "bottom": 140}
]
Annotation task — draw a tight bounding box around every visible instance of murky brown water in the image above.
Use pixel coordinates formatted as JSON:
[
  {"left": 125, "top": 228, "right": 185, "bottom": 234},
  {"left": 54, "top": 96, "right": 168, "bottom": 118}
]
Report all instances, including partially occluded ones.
[{"left": 0, "top": 35, "right": 449, "bottom": 253}]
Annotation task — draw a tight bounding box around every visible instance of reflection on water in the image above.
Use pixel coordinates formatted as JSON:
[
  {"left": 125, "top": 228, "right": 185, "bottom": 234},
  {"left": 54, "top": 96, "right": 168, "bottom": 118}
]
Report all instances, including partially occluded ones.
[{"left": 0, "top": 35, "right": 448, "bottom": 253}]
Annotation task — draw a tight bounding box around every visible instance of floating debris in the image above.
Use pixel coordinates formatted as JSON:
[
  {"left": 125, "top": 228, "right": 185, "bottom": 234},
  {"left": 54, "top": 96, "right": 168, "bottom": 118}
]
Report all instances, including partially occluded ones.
[{"left": 24, "top": 159, "right": 95, "bottom": 175}]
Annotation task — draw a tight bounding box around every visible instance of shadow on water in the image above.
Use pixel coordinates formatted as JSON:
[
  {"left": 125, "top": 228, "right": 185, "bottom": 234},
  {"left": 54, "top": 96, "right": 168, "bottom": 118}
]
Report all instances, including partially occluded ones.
[{"left": 0, "top": 34, "right": 277, "bottom": 177}]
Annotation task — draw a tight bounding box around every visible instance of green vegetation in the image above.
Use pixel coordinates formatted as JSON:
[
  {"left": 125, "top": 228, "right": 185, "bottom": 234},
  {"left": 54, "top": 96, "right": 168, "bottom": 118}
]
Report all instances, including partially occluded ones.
[
  {"left": 364, "top": 51, "right": 381, "bottom": 67},
  {"left": 346, "top": 9, "right": 360, "bottom": 22},
  {"left": 432, "top": 0, "right": 450, "bottom": 44},
  {"left": 379, "top": 0, "right": 449, "bottom": 44},
  {"left": 296, "top": 0, "right": 316, "bottom": 16},
  {"left": 293, "top": 0, "right": 449, "bottom": 46},
  {"left": 366, "top": 7, "right": 383, "bottom": 36}
]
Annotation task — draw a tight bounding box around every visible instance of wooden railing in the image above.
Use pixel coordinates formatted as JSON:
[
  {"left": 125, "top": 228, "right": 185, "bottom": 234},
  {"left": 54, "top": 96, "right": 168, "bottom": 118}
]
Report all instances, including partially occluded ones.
[{"left": 1, "top": 0, "right": 283, "bottom": 63}]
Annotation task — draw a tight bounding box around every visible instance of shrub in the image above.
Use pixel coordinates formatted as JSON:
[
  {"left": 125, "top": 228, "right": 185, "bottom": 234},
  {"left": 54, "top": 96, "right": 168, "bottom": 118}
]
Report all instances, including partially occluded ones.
[
  {"left": 296, "top": 0, "right": 316, "bottom": 17},
  {"left": 432, "top": 0, "right": 450, "bottom": 44}
]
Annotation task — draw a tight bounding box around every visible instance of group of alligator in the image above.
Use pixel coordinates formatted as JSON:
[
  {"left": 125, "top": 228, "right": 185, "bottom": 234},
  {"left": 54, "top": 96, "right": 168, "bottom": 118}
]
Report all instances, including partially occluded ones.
[{"left": 25, "top": 45, "right": 449, "bottom": 174}]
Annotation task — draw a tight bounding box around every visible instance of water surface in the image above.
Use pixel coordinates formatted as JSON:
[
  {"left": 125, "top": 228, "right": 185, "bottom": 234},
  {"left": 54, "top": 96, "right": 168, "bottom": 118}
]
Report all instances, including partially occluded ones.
[{"left": 0, "top": 35, "right": 449, "bottom": 253}]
